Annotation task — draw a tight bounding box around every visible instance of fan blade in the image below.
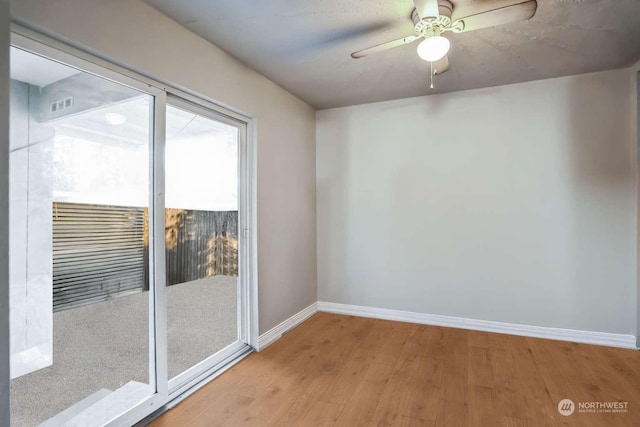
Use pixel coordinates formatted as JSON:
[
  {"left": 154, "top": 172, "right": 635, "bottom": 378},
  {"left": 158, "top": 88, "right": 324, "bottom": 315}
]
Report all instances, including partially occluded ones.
[
  {"left": 414, "top": 0, "right": 440, "bottom": 19},
  {"left": 454, "top": 0, "right": 537, "bottom": 33},
  {"left": 351, "top": 35, "right": 420, "bottom": 59},
  {"left": 432, "top": 55, "right": 450, "bottom": 75}
]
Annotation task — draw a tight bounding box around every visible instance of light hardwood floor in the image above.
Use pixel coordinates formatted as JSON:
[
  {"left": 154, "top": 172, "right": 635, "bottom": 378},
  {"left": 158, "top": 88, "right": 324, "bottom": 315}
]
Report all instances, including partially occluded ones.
[{"left": 150, "top": 313, "right": 640, "bottom": 426}]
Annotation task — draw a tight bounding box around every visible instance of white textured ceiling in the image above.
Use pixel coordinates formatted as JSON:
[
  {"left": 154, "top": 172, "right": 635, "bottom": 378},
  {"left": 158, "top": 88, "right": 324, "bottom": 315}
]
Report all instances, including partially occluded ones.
[{"left": 145, "top": 0, "right": 640, "bottom": 109}]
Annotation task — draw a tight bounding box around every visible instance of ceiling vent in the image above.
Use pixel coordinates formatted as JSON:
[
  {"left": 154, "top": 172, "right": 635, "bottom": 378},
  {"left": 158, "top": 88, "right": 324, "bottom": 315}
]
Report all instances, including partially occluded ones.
[{"left": 50, "top": 96, "right": 73, "bottom": 113}]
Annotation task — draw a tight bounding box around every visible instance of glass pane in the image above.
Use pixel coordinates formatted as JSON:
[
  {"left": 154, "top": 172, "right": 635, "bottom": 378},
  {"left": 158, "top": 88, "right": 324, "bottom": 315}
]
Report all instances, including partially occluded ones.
[
  {"left": 9, "top": 47, "right": 153, "bottom": 426},
  {"left": 165, "top": 104, "right": 239, "bottom": 379}
]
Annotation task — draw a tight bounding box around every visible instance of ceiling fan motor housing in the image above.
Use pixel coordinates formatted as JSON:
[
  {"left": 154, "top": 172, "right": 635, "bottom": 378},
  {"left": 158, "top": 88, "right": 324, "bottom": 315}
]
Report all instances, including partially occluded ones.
[{"left": 412, "top": 0, "right": 463, "bottom": 35}]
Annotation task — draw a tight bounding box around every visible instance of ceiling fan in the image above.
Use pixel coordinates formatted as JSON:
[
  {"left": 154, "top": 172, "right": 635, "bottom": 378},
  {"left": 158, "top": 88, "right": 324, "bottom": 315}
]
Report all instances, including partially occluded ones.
[{"left": 351, "top": 0, "right": 538, "bottom": 88}]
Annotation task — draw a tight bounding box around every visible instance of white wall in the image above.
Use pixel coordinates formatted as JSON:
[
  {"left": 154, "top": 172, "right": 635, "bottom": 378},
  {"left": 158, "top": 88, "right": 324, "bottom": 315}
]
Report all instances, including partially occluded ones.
[
  {"left": 11, "top": 0, "right": 317, "bottom": 334},
  {"left": 1, "top": 0, "right": 10, "bottom": 423},
  {"left": 317, "top": 69, "right": 637, "bottom": 335}
]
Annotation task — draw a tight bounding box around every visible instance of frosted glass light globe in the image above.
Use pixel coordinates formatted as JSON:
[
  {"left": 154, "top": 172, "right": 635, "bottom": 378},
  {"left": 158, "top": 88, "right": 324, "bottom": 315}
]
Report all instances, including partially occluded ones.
[{"left": 417, "top": 35, "right": 450, "bottom": 62}]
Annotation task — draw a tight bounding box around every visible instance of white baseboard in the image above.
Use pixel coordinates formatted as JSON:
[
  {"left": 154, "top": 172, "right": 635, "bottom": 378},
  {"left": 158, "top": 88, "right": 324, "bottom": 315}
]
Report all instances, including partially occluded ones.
[
  {"left": 258, "top": 302, "right": 318, "bottom": 350},
  {"left": 318, "top": 301, "right": 638, "bottom": 350}
]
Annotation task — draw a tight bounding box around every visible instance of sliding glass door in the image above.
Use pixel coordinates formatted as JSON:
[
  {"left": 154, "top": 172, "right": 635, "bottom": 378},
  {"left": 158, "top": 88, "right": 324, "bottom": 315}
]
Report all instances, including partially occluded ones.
[
  {"left": 8, "top": 46, "right": 157, "bottom": 427},
  {"left": 164, "top": 99, "right": 245, "bottom": 387},
  {"left": 8, "top": 33, "right": 254, "bottom": 427}
]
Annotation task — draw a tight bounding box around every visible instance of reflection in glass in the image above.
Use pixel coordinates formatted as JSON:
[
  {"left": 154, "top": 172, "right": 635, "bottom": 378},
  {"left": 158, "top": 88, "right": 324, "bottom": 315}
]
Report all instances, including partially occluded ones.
[{"left": 9, "top": 47, "right": 152, "bottom": 426}]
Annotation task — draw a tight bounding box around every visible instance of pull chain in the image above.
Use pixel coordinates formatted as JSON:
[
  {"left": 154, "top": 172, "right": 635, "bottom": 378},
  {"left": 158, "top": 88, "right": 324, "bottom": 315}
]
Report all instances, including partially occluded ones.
[{"left": 430, "top": 61, "right": 434, "bottom": 90}]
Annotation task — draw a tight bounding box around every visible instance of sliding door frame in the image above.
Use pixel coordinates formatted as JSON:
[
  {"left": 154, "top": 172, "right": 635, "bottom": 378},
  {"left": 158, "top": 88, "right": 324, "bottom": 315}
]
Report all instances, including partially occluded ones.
[
  {"left": 9, "top": 25, "right": 258, "bottom": 426},
  {"left": 164, "top": 95, "right": 252, "bottom": 395}
]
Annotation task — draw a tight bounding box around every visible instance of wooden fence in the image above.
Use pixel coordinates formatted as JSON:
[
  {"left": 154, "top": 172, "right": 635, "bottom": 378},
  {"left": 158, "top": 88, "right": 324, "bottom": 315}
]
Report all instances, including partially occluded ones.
[
  {"left": 164, "top": 208, "right": 238, "bottom": 287},
  {"left": 52, "top": 202, "right": 238, "bottom": 311}
]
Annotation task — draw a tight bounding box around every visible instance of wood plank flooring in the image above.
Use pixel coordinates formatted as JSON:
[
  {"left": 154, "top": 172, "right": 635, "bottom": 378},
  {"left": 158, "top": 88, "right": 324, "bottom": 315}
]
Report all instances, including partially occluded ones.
[{"left": 150, "top": 313, "right": 640, "bottom": 426}]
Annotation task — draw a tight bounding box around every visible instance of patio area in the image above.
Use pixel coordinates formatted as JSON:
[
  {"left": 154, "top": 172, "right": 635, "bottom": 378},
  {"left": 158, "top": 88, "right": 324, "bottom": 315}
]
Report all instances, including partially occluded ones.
[{"left": 10, "top": 275, "right": 238, "bottom": 427}]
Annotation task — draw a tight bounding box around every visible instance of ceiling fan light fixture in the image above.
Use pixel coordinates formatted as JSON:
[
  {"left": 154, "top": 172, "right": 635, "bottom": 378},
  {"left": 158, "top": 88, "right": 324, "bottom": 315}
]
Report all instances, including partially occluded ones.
[{"left": 417, "top": 33, "right": 450, "bottom": 62}]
